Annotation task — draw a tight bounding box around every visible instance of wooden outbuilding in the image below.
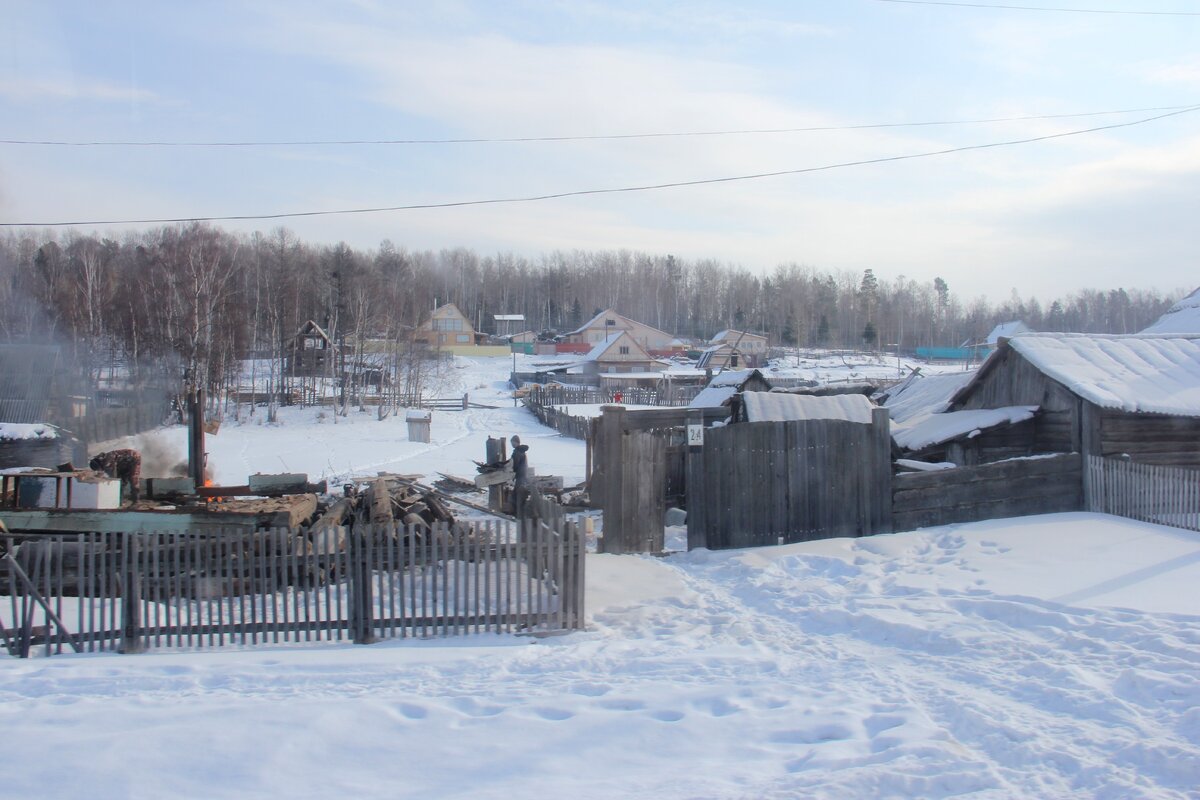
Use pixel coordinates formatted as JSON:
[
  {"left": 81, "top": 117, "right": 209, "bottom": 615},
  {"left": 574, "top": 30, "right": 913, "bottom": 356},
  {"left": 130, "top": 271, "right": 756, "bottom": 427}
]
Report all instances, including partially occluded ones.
[
  {"left": 947, "top": 333, "right": 1200, "bottom": 467},
  {"left": 688, "top": 369, "right": 772, "bottom": 408}
]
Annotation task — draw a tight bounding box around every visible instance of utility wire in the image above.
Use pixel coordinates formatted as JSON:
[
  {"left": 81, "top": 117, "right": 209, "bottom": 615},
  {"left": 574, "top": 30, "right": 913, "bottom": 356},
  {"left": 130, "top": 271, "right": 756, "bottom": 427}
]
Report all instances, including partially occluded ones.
[
  {"left": 0, "top": 104, "right": 1195, "bottom": 147},
  {"left": 873, "top": 0, "right": 1200, "bottom": 15},
  {"left": 3, "top": 104, "right": 1197, "bottom": 228}
]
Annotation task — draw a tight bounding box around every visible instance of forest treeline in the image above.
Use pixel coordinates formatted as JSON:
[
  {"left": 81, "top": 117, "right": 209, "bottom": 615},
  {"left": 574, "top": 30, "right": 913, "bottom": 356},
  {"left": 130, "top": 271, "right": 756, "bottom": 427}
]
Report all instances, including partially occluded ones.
[{"left": 0, "top": 222, "right": 1183, "bottom": 390}]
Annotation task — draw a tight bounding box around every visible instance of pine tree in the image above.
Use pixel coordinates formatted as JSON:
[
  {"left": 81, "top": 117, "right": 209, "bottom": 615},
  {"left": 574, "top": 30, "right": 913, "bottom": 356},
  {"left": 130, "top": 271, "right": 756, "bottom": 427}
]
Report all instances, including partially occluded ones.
[
  {"left": 816, "top": 314, "right": 830, "bottom": 346},
  {"left": 862, "top": 320, "right": 878, "bottom": 348}
]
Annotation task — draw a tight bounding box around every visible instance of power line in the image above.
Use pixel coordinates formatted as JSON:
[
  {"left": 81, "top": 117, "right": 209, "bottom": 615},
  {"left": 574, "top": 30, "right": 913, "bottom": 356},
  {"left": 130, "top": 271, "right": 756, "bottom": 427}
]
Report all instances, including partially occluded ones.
[
  {"left": 3, "top": 104, "right": 1197, "bottom": 228},
  {"left": 0, "top": 104, "right": 1196, "bottom": 147},
  {"left": 873, "top": 0, "right": 1200, "bottom": 15}
]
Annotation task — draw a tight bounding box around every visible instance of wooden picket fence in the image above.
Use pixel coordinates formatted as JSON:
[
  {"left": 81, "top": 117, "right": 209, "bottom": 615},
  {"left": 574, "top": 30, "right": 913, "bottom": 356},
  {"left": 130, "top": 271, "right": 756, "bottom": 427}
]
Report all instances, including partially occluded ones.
[
  {"left": 1, "top": 518, "right": 586, "bottom": 658},
  {"left": 1085, "top": 455, "right": 1200, "bottom": 532}
]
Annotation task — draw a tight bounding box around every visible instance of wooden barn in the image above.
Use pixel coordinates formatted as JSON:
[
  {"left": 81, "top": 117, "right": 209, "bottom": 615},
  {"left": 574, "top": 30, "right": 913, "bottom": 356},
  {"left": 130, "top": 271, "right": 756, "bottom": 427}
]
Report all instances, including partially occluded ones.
[{"left": 947, "top": 333, "right": 1200, "bottom": 467}]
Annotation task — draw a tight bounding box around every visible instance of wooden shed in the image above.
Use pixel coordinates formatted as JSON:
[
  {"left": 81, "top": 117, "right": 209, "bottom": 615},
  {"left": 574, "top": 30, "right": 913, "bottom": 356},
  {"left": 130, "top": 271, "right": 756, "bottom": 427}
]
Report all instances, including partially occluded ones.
[
  {"left": 688, "top": 369, "right": 773, "bottom": 409},
  {"left": 947, "top": 333, "right": 1200, "bottom": 467}
]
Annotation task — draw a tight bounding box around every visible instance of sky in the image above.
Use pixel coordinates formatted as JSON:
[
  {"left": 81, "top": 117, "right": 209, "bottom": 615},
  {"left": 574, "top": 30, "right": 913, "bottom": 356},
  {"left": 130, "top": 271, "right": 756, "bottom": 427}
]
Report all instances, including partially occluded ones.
[{"left": 0, "top": 0, "right": 1198, "bottom": 301}]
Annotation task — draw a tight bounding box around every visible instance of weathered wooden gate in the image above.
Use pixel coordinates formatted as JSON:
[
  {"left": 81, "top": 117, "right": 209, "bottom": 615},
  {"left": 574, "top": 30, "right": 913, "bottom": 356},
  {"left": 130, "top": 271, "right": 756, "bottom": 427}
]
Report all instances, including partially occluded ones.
[
  {"left": 600, "top": 430, "right": 667, "bottom": 554},
  {"left": 589, "top": 405, "right": 726, "bottom": 554},
  {"left": 686, "top": 410, "right": 893, "bottom": 550}
]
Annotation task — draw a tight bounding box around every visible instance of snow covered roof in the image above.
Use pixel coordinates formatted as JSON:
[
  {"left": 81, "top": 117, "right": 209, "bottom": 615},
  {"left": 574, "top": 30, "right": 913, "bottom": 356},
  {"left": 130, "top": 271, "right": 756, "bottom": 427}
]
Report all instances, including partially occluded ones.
[
  {"left": 1141, "top": 287, "right": 1200, "bottom": 334},
  {"left": 741, "top": 392, "right": 875, "bottom": 424},
  {"left": 892, "top": 406, "right": 1037, "bottom": 451},
  {"left": 567, "top": 308, "right": 673, "bottom": 340},
  {"left": 294, "top": 320, "right": 331, "bottom": 341},
  {"left": 705, "top": 369, "right": 753, "bottom": 388},
  {"left": 1002, "top": 334, "right": 1200, "bottom": 417},
  {"left": 599, "top": 372, "right": 661, "bottom": 380},
  {"left": 710, "top": 329, "right": 765, "bottom": 344},
  {"left": 883, "top": 371, "right": 976, "bottom": 425},
  {"left": 986, "top": 321, "right": 1031, "bottom": 345},
  {"left": 0, "top": 422, "right": 59, "bottom": 441},
  {"left": 689, "top": 386, "right": 738, "bottom": 408}
]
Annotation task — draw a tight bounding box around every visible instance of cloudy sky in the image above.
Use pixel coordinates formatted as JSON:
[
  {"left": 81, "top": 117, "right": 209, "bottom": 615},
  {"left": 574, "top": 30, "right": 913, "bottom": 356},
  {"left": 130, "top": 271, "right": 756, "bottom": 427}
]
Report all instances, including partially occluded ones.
[{"left": 1, "top": 0, "right": 1197, "bottom": 300}]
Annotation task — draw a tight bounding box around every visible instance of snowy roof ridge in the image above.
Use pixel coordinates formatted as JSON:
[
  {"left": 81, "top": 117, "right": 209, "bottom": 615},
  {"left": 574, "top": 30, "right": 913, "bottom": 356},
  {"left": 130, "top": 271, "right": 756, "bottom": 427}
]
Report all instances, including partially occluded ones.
[
  {"left": 882, "top": 371, "right": 975, "bottom": 425},
  {"left": 1141, "top": 287, "right": 1200, "bottom": 334},
  {"left": 741, "top": 392, "right": 874, "bottom": 423},
  {"left": 965, "top": 333, "right": 1200, "bottom": 417},
  {"left": 892, "top": 406, "right": 1037, "bottom": 451},
  {"left": 986, "top": 320, "right": 1031, "bottom": 345}
]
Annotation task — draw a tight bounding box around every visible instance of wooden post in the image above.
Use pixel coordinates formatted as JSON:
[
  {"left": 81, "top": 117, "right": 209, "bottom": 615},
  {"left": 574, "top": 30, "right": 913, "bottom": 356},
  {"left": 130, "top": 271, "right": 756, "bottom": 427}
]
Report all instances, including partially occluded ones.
[
  {"left": 118, "top": 534, "right": 145, "bottom": 654},
  {"left": 349, "top": 526, "right": 376, "bottom": 644},
  {"left": 187, "top": 388, "right": 206, "bottom": 487},
  {"left": 685, "top": 408, "right": 706, "bottom": 551},
  {"left": 486, "top": 437, "right": 504, "bottom": 512},
  {"left": 597, "top": 406, "right": 625, "bottom": 553},
  {"left": 871, "top": 406, "right": 894, "bottom": 535}
]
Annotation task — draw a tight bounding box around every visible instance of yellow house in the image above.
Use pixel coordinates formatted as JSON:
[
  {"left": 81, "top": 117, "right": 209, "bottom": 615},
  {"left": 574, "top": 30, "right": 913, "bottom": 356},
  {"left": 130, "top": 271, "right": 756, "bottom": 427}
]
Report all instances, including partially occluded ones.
[{"left": 416, "top": 303, "right": 476, "bottom": 349}]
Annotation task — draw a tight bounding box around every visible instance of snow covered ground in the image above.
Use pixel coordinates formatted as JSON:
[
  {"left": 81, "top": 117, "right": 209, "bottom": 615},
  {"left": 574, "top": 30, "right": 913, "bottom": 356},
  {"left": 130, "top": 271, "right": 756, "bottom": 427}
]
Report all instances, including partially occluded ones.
[
  {"left": 4, "top": 354, "right": 1199, "bottom": 798},
  {"left": 3, "top": 513, "right": 1197, "bottom": 798}
]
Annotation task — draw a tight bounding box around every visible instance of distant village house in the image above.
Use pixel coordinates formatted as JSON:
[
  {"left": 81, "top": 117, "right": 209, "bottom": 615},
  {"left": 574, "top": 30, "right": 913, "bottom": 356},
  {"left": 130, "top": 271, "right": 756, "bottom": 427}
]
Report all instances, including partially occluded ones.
[
  {"left": 285, "top": 321, "right": 333, "bottom": 377},
  {"left": 562, "top": 309, "right": 678, "bottom": 354},
  {"left": 415, "top": 303, "right": 477, "bottom": 349}
]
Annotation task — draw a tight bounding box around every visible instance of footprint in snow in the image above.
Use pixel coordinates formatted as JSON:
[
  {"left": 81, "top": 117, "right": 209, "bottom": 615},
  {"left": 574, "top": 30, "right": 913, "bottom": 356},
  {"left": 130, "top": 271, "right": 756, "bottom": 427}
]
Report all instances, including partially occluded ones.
[
  {"left": 770, "top": 722, "right": 854, "bottom": 744},
  {"left": 533, "top": 707, "right": 575, "bottom": 721},
  {"left": 450, "top": 697, "right": 505, "bottom": 717},
  {"left": 648, "top": 709, "right": 686, "bottom": 722},
  {"left": 396, "top": 703, "right": 428, "bottom": 720}
]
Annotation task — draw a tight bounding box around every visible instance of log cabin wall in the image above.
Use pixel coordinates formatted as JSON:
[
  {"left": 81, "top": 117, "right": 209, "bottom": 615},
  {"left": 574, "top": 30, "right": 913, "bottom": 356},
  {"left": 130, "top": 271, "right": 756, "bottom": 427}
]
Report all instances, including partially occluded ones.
[
  {"left": 943, "top": 417, "right": 1038, "bottom": 466},
  {"left": 1097, "top": 408, "right": 1200, "bottom": 467},
  {"left": 951, "top": 348, "right": 1078, "bottom": 454},
  {"left": 893, "top": 453, "right": 1083, "bottom": 532}
]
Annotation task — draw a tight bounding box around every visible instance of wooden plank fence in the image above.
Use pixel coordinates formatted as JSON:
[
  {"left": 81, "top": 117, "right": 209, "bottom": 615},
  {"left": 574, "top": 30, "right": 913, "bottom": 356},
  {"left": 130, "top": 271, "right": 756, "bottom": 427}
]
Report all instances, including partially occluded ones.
[
  {"left": 1, "top": 518, "right": 585, "bottom": 658},
  {"left": 687, "top": 410, "right": 893, "bottom": 550},
  {"left": 1086, "top": 455, "right": 1200, "bottom": 532},
  {"left": 526, "top": 402, "right": 592, "bottom": 440},
  {"left": 66, "top": 399, "right": 174, "bottom": 444},
  {"left": 892, "top": 453, "right": 1082, "bottom": 532},
  {"left": 525, "top": 384, "right": 692, "bottom": 409}
]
